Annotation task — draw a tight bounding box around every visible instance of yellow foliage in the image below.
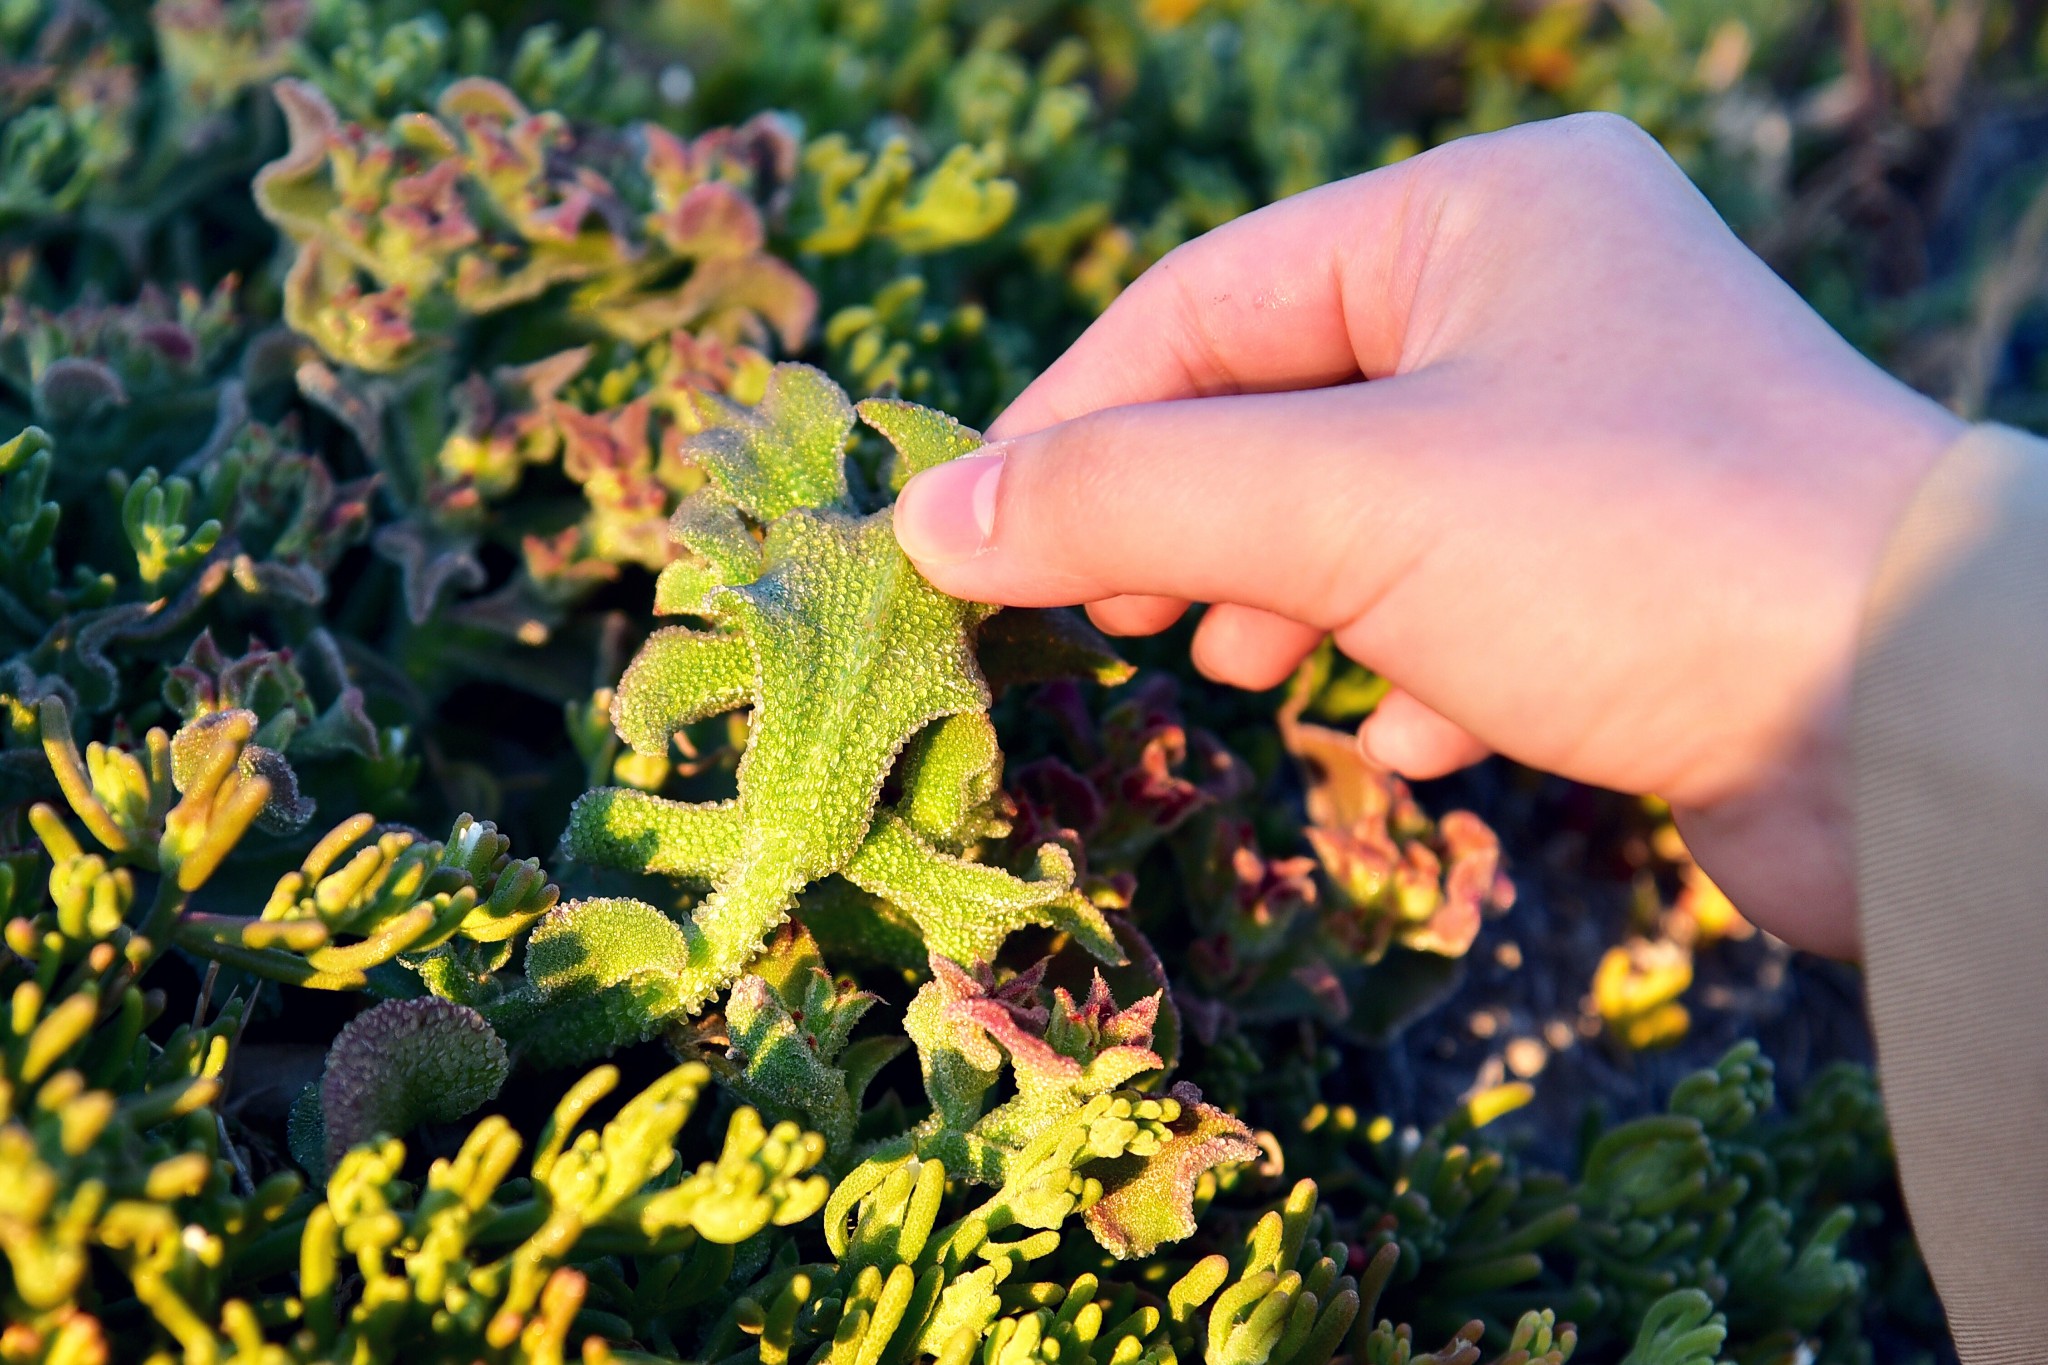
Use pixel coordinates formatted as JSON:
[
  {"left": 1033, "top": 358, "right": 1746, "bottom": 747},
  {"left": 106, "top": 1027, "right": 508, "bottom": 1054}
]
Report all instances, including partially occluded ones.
[{"left": 1592, "top": 939, "right": 1693, "bottom": 1051}]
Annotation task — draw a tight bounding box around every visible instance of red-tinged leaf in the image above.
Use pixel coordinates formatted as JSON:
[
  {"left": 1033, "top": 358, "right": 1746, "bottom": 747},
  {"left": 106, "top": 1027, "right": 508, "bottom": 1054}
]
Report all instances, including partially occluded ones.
[{"left": 1084, "top": 1083, "right": 1260, "bottom": 1259}]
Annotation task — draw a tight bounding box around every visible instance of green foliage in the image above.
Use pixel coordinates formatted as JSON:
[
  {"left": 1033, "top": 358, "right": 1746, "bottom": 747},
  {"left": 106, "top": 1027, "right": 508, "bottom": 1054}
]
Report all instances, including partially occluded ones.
[
  {"left": 493, "top": 895, "right": 696, "bottom": 1067},
  {"left": 301, "top": 994, "right": 511, "bottom": 1168},
  {"left": 0, "top": 0, "right": 2015, "bottom": 1358},
  {"left": 1292, "top": 1042, "right": 1878, "bottom": 1362},
  {"left": 1617, "top": 1292, "right": 1727, "bottom": 1365},
  {"left": 1, "top": 1042, "right": 829, "bottom": 1362},
  {"left": 28, "top": 690, "right": 559, "bottom": 994},
  {"left": 566, "top": 366, "right": 1117, "bottom": 1014},
  {"left": 0, "top": 278, "right": 244, "bottom": 463},
  {"left": 719, "top": 921, "right": 904, "bottom": 1153},
  {"left": 296, "top": 2, "right": 654, "bottom": 124},
  {"left": 1182, "top": 1182, "right": 1361, "bottom": 1365}
]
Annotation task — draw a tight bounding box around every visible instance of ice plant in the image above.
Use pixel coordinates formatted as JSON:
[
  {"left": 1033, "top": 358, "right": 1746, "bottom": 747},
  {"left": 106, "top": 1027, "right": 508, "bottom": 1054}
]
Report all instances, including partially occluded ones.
[
  {"left": 565, "top": 365, "right": 1118, "bottom": 1013},
  {"left": 254, "top": 77, "right": 814, "bottom": 372},
  {"left": 302, "top": 995, "right": 511, "bottom": 1169},
  {"left": 0, "top": 0, "right": 1988, "bottom": 1358}
]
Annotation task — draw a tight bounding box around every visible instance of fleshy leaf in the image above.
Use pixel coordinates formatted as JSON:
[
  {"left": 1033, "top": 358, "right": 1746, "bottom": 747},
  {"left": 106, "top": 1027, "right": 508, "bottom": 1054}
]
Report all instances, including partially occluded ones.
[
  {"left": 680, "top": 362, "right": 855, "bottom": 520},
  {"left": 904, "top": 957, "right": 1170, "bottom": 1184},
  {"left": 317, "top": 997, "right": 510, "bottom": 1169},
  {"left": 720, "top": 924, "right": 901, "bottom": 1154},
  {"left": 570, "top": 372, "right": 1126, "bottom": 1012},
  {"left": 653, "top": 557, "right": 731, "bottom": 617},
  {"left": 569, "top": 372, "right": 1029, "bottom": 1012},
  {"left": 498, "top": 896, "right": 693, "bottom": 1066},
  {"left": 670, "top": 507, "right": 993, "bottom": 1004},
  {"left": 894, "top": 712, "right": 1003, "bottom": 848},
  {"left": 1023, "top": 677, "right": 1251, "bottom": 866},
  {"left": 287, "top": 1083, "right": 325, "bottom": 1176},
  {"left": 856, "top": 395, "right": 983, "bottom": 489},
  {"left": 1083, "top": 1082, "right": 1259, "bottom": 1259},
  {"left": 610, "top": 626, "right": 755, "bottom": 759},
  {"left": 843, "top": 813, "right": 1116, "bottom": 967},
  {"left": 237, "top": 741, "right": 318, "bottom": 835},
  {"left": 170, "top": 710, "right": 315, "bottom": 836},
  {"left": 256, "top": 78, "right": 815, "bottom": 370},
  {"left": 1618, "top": 1290, "right": 1728, "bottom": 1365},
  {"left": 669, "top": 492, "right": 765, "bottom": 586},
  {"left": 563, "top": 789, "right": 743, "bottom": 882},
  {"left": 1282, "top": 684, "right": 1512, "bottom": 964},
  {"left": 904, "top": 957, "right": 1048, "bottom": 1140}
]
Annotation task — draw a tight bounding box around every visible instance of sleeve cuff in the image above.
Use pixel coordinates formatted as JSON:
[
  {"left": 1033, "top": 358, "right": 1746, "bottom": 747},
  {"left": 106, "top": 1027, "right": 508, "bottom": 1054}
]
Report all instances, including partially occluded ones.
[{"left": 1854, "top": 422, "right": 2048, "bottom": 1363}]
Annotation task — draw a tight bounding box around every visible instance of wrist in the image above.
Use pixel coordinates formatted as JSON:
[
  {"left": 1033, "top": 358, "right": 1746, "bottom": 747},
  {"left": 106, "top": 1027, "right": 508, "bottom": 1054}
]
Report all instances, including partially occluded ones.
[{"left": 1668, "top": 388, "right": 1964, "bottom": 959}]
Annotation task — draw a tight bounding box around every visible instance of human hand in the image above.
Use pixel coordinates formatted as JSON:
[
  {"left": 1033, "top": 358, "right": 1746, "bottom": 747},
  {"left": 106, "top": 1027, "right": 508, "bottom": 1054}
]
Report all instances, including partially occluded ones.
[{"left": 892, "top": 113, "right": 1964, "bottom": 959}]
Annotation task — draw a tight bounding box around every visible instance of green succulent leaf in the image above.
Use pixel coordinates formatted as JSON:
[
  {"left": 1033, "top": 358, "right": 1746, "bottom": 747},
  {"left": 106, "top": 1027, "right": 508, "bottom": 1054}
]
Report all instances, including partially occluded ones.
[
  {"left": 668, "top": 492, "right": 766, "bottom": 587},
  {"left": 721, "top": 924, "right": 901, "bottom": 1154},
  {"left": 315, "top": 997, "right": 511, "bottom": 1170},
  {"left": 497, "top": 896, "right": 694, "bottom": 1066},
  {"left": 676, "top": 504, "right": 992, "bottom": 995},
  {"left": 611, "top": 626, "right": 756, "bottom": 760},
  {"left": 1617, "top": 1290, "right": 1728, "bottom": 1365},
  {"left": 844, "top": 813, "right": 1116, "bottom": 967},
  {"left": 567, "top": 368, "right": 1092, "bottom": 1012},
  {"left": 564, "top": 788, "right": 745, "bottom": 881},
  {"left": 857, "top": 395, "right": 985, "bottom": 489},
  {"left": 683, "top": 362, "right": 856, "bottom": 520},
  {"left": 893, "top": 711, "right": 1003, "bottom": 848}
]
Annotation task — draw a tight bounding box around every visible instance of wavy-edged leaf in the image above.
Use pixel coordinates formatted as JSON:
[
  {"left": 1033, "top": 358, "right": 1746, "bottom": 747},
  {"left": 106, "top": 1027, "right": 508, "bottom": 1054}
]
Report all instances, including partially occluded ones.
[
  {"left": 499, "top": 897, "right": 694, "bottom": 1066},
  {"left": 857, "top": 395, "right": 983, "bottom": 490},
  {"left": 654, "top": 558, "right": 729, "bottom": 617},
  {"left": 611, "top": 626, "right": 755, "bottom": 758},
  {"left": 563, "top": 788, "right": 744, "bottom": 882},
  {"left": 663, "top": 502, "right": 994, "bottom": 1008},
  {"left": 584, "top": 373, "right": 1147, "bottom": 1013},
  {"left": 677, "top": 362, "right": 854, "bottom": 520},
  {"left": 1084, "top": 1084, "right": 1260, "bottom": 1259},
  {"left": 845, "top": 813, "right": 1116, "bottom": 967},
  {"left": 895, "top": 711, "right": 1002, "bottom": 847},
  {"left": 722, "top": 929, "right": 898, "bottom": 1157},
  {"left": 669, "top": 491, "right": 764, "bottom": 585}
]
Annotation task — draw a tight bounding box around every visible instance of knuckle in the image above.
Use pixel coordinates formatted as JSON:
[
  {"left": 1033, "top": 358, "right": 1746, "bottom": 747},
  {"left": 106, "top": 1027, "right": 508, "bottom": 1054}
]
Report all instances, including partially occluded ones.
[
  {"left": 1556, "top": 115, "right": 1671, "bottom": 185},
  {"left": 1419, "top": 111, "right": 1673, "bottom": 230},
  {"left": 1542, "top": 112, "right": 1679, "bottom": 190},
  {"left": 1441, "top": 109, "right": 1662, "bottom": 181},
  {"left": 1552, "top": 109, "right": 1658, "bottom": 157}
]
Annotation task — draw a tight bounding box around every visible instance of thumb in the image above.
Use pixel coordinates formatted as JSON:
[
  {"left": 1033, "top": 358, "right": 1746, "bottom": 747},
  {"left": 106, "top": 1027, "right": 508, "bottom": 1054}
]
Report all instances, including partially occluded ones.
[{"left": 892, "top": 380, "right": 1427, "bottom": 627}]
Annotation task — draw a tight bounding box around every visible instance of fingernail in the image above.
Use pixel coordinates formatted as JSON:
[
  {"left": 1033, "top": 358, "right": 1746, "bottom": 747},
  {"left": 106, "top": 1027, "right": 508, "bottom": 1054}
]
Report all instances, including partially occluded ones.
[{"left": 895, "top": 450, "right": 1005, "bottom": 564}]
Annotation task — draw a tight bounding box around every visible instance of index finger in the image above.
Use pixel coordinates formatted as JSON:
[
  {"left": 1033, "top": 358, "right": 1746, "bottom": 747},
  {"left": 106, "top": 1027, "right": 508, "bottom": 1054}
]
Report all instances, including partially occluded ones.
[{"left": 987, "top": 161, "right": 1431, "bottom": 440}]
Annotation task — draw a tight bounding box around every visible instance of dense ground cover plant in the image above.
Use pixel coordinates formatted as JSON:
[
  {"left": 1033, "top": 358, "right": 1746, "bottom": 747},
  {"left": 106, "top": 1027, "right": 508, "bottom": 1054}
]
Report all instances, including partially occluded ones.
[{"left": 0, "top": 0, "right": 2038, "bottom": 1360}]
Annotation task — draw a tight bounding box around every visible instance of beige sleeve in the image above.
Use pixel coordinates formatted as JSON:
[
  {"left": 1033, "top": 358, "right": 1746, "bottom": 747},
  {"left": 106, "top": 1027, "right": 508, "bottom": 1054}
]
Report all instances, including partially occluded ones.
[{"left": 1855, "top": 422, "right": 2048, "bottom": 1363}]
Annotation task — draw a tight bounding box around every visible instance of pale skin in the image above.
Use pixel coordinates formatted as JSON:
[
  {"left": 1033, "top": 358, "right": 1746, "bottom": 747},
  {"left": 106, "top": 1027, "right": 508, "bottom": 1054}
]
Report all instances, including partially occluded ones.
[{"left": 892, "top": 112, "right": 1966, "bottom": 960}]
